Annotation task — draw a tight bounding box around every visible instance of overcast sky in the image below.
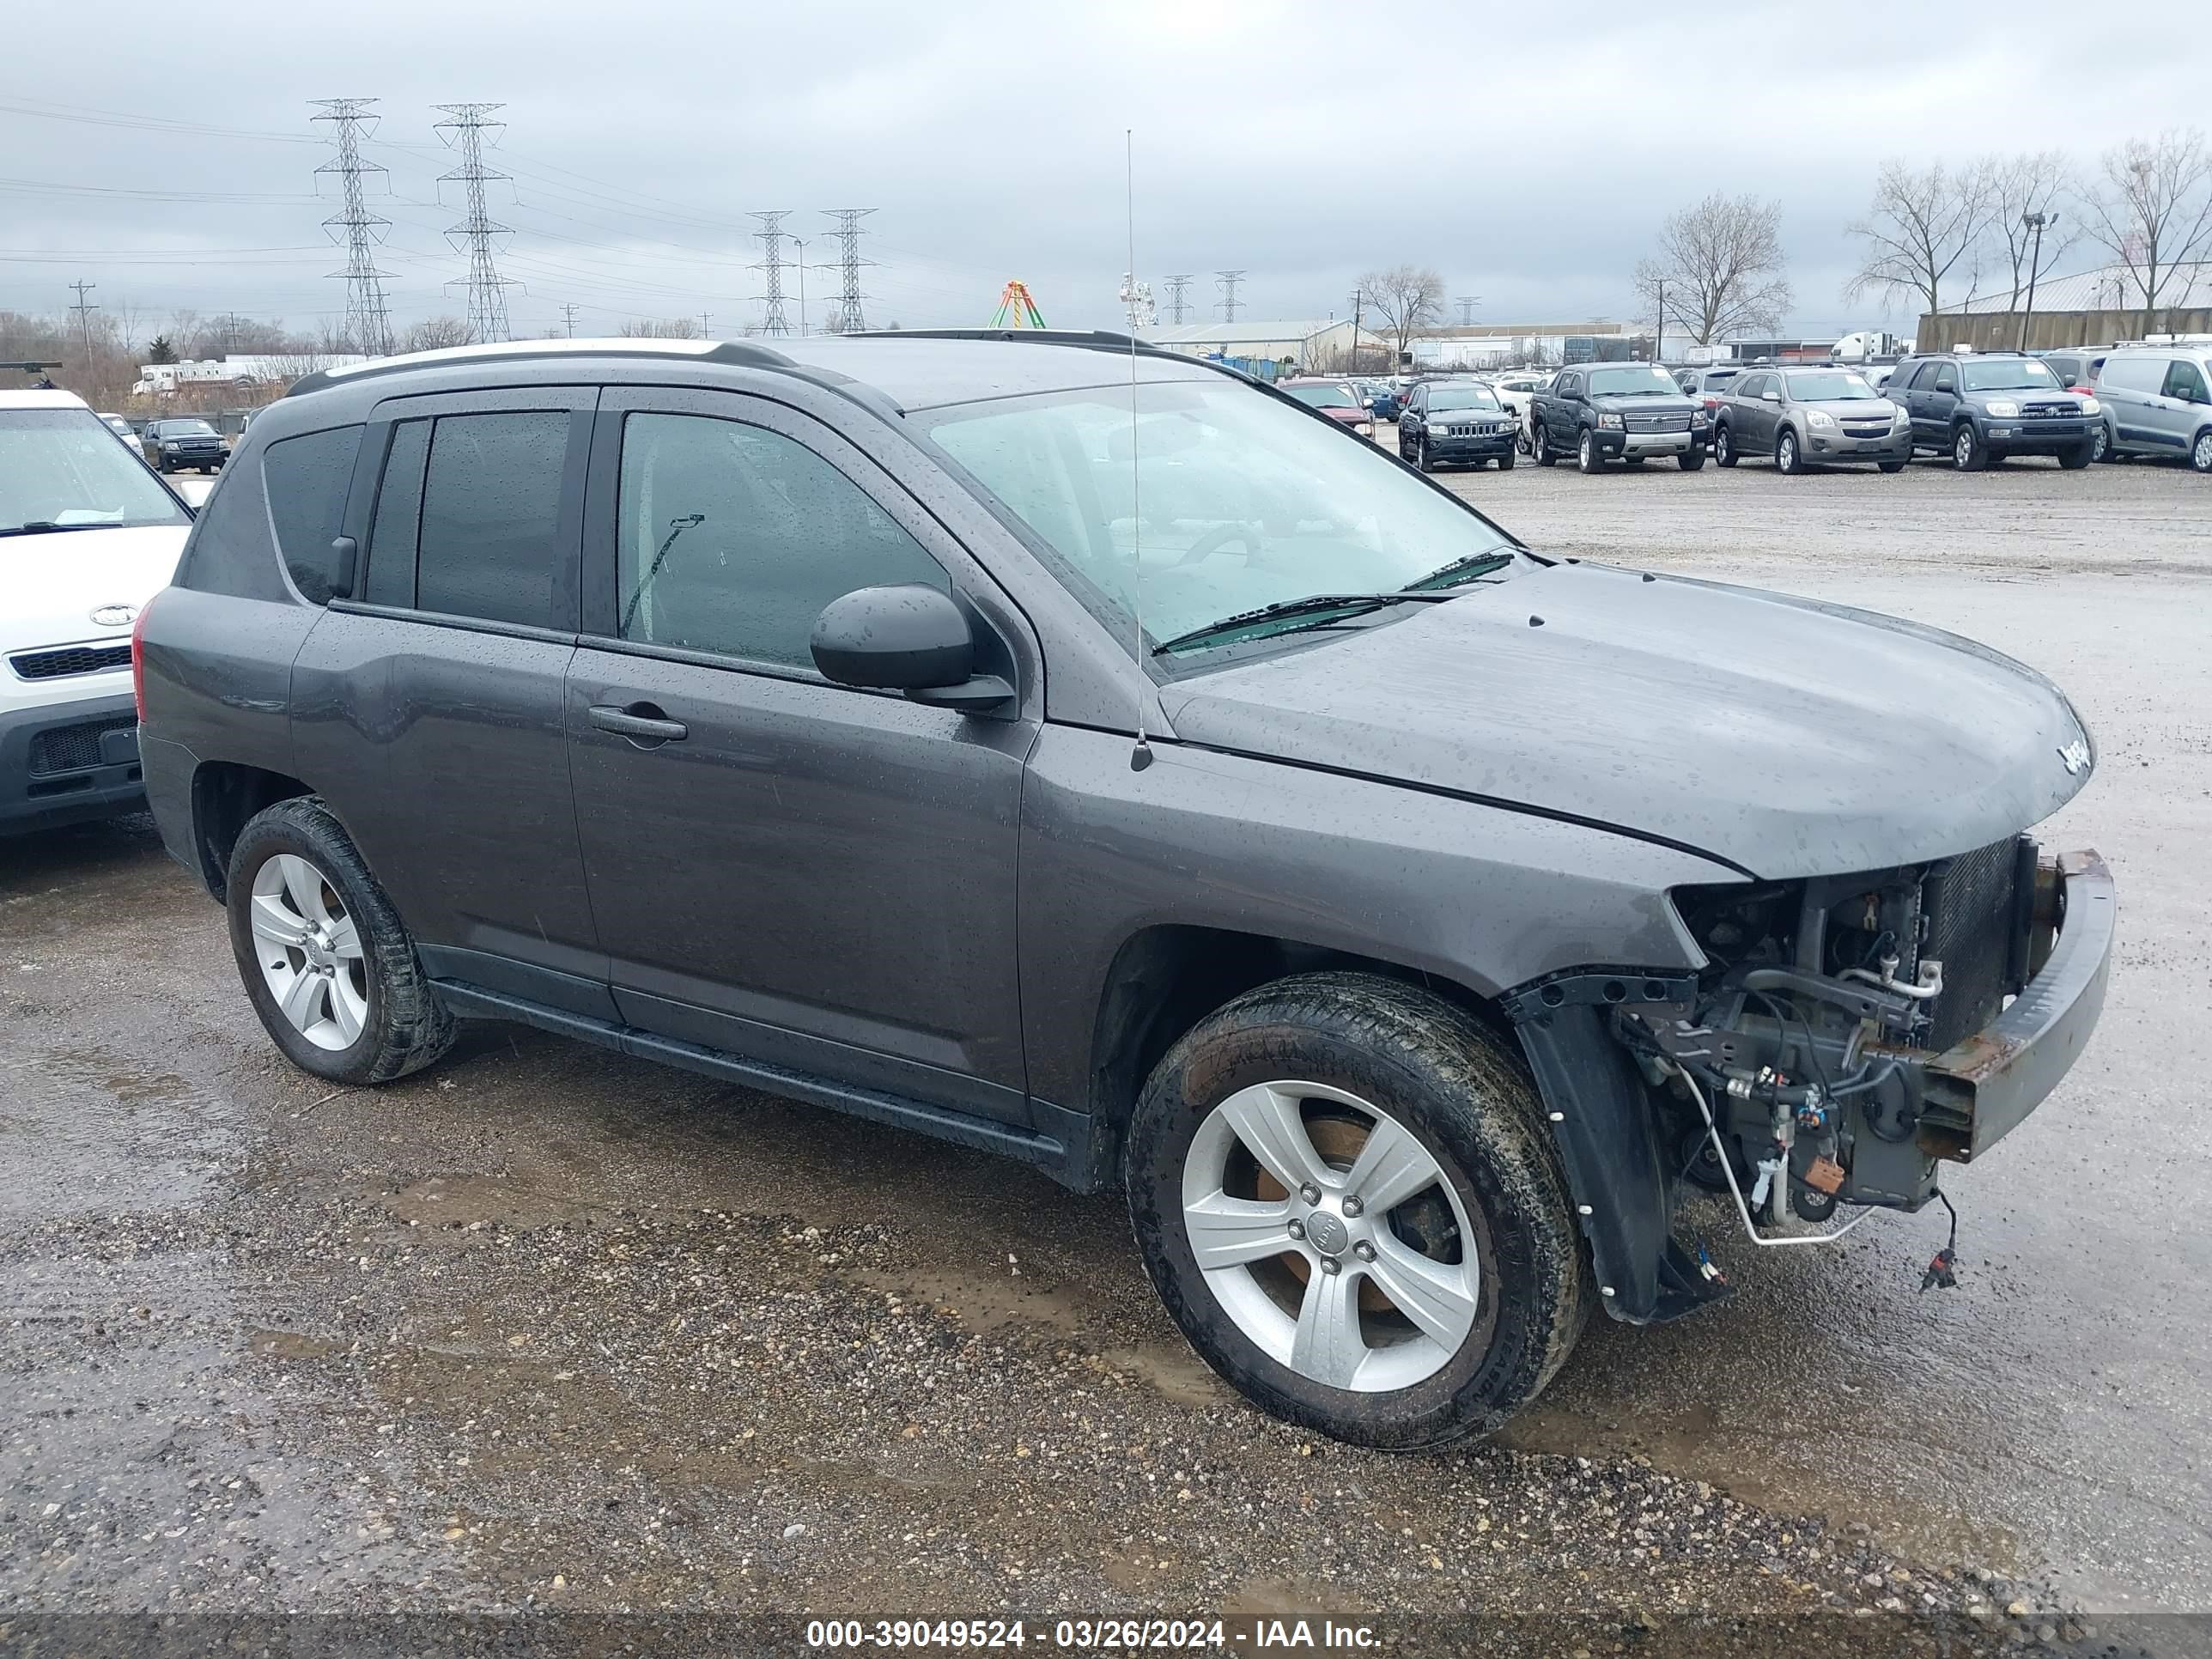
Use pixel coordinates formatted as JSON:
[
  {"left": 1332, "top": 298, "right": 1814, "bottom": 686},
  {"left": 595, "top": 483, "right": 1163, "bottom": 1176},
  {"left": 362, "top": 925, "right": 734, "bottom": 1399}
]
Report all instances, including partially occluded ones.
[{"left": 5, "top": 0, "right": 2207, "bottom": 346}]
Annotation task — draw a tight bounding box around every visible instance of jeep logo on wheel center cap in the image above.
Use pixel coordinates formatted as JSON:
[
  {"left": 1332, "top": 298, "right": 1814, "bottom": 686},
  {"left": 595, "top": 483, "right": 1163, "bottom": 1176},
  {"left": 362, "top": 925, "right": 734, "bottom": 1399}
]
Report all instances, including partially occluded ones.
[
  {"left": 90, "top": 603, "right": 138, "bottom": 629},
  {"left": 1305, "top": 1212, "right": 1349, "bottom": 1255}
]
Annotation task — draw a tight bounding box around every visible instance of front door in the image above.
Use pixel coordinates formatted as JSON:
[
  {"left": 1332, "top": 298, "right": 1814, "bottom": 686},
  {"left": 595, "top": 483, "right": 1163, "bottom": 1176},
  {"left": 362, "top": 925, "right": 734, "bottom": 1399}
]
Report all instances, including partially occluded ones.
[{"left": 564, "top": 388, "right": 1038, "bottom": 1125}]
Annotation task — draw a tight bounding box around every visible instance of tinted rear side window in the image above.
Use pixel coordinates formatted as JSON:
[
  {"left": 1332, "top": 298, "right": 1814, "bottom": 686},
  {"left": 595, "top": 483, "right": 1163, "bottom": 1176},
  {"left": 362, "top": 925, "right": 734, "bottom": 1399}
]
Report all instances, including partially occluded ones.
[
  {"left": 262, "top": 425, "right": 363, "bottom": 604},
  {"left": 416, "top": 411, "right": 569, "bottom": 629},
  {"left": 364, "top": 420, "right": 429, "bottom": 609}
]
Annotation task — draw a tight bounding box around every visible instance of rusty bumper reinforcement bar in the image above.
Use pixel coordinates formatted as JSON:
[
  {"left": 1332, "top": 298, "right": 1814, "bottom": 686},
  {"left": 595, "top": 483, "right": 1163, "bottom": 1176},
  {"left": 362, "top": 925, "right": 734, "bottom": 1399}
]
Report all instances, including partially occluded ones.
[{"left": 1913, "top": 848, "right": 2115, "bottom": 1163}]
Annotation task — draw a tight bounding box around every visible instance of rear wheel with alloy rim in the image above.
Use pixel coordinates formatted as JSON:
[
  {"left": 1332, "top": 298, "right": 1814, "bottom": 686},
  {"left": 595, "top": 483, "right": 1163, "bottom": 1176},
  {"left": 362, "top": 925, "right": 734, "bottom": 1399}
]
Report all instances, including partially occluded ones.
[
  {"left": 1533, "top": 427, "right": 1554, "bottom": 466},
  {"left": 2091, "top": 424, "right": 2110, "bottom": 462},
  {"left": 1125, "top": 972, "right": 1587, "bottom": 1448},
  {"left": 227, "top": 797, "right": 454, "bottom": 1085}
]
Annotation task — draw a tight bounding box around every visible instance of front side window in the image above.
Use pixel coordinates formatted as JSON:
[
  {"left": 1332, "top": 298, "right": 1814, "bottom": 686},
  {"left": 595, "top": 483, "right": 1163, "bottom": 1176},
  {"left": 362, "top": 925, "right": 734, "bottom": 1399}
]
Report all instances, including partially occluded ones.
[
  {"left": 2163, "top": 359, "right": 2209, "bottom": 404},
  {"left": 0, "top": 407, "right": 190, "bottom": 538},
  {"left": 414, "top": 411, "right": 569, "bottom": 629},
  {"left": 615, "top": 412, "right": 947, "bottom": 672},
  {"left": 263, "top": 425, "right": 363, "bottom": 603},
  {"left": 921, "top": 377, "right": 1519, "bottom": 656}
]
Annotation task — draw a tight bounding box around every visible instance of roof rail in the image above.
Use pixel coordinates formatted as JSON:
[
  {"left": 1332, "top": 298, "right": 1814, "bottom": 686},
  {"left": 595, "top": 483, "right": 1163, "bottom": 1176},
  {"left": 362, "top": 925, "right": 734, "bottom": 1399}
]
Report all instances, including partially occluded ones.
[
  {"left": 284, "top": 337, "right": 796, "bottom": 398},
  {"left": 847, "top": 325, "right": 1175, "bottom": 357}
]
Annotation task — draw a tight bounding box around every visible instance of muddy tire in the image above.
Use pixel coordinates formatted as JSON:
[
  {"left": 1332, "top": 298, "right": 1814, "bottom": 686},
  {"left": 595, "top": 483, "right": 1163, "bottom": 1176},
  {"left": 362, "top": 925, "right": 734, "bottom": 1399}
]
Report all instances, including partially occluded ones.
[
  {"left": 1125, "top": 972, "right": 1588, "bottom": 1449},
  {"left": 226, "top": 796, "right": 455, "bottom": 1086}
]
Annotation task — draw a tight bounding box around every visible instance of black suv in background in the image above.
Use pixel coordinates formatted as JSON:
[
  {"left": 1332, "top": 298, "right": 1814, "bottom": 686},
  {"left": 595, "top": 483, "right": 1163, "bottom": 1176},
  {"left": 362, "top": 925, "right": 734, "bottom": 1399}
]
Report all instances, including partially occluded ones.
[
  {"left": 1889, "top": 350, "right": 2100, "bottom": 471},
  {"left": 1397, "top": 380, "right": 1516, "bottom": 471},
  {"left": 1528, "top": 363, "right": 1709, "bottom": 473},
  {"left": 139, "top": 417, "right": 227, "bottom": 473}
]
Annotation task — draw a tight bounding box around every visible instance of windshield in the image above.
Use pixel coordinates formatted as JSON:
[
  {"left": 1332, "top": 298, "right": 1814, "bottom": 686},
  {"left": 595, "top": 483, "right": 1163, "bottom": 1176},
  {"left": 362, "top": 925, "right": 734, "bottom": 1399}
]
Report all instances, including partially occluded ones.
[
  {"left": 922, "top": 378, "right": 1517, "bottom": 656},
  {"left": 1784, "top": 370, "right": 1878, "bottom": 400},
  {"left": 1429, "top": 386, "right": 1502, "bottom": 410},
  {"left": 1587, "top": 366, "right": 1681, "bottom": 396},
  {"left": 1961, "top": 359, "right": 2063, "bottom": 392},
  {"left": 159, "top": 419, "right": 219, "bottom": 436},
  {"left": 1, "top": 408, "right": 189, "bottom": 536},
  {"left": 1282, "top": 383, "right": 1358, "bottom": 409}
]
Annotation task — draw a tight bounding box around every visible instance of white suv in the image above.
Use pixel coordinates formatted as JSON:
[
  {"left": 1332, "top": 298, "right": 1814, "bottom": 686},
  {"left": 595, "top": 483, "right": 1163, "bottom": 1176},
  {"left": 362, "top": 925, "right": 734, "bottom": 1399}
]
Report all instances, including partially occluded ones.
[{"left": 2, "top": 389, "right": 194, "bottom": 833}]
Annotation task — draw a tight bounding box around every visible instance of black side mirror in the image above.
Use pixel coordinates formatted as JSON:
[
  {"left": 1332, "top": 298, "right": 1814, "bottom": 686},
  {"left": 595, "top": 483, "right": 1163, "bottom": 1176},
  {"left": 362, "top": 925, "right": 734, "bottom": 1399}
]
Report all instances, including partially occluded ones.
[{"left": 810, "top": 584, "right": 1014, "bottom": 715}]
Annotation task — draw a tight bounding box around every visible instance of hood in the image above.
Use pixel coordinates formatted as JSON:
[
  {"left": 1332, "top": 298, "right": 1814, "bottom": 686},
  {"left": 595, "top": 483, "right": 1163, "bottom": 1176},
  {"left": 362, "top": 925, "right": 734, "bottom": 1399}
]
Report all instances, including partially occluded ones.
[
  {"left": 1159, "top": 562, "right": 2093, "bottom": 879},
  {"left": 0, "top": 525, "right": 190, "bottom": 656},
  {"left": 1591, "top": 393, "right": 1698, "bottom": 416},
  {"left": 1802, "top": 398, "right": 1905, "bottom": 417}
]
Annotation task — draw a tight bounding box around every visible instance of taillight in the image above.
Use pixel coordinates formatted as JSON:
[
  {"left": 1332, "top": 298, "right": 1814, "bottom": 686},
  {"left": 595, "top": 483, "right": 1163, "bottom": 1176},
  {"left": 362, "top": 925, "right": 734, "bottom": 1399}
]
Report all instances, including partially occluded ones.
[{"left": 131, "top": 595, "right": 155, "bottom": 722}]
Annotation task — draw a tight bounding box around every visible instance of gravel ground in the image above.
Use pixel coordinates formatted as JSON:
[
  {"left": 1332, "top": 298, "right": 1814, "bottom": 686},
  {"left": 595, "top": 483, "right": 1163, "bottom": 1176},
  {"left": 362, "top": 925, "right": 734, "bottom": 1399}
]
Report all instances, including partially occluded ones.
[{"left": 5, "top": 453, "right": 2209, "bottom": 1656}]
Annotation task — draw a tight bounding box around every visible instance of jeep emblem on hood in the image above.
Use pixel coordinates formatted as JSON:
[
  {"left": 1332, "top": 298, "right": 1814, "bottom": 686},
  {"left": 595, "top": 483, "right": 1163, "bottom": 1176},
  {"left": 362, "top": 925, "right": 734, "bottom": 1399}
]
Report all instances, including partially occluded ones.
[
  {"left": 90, "top": 604, "right": 138, "bottom": 629},
  {"left": 2057, "top": 738, "right": 2091, "bottom": 776}
]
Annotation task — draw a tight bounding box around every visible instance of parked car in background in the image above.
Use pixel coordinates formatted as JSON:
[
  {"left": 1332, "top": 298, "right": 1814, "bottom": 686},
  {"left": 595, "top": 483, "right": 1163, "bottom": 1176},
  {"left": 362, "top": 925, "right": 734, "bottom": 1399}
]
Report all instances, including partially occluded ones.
[
  {"left": 1713, "top": 366, "right": 1911, "bottom": 474},
  {"left": 1675, "top": 365, "right": 1744, "bottom": 426},
  {"left": 2034, "top": 349, "right": 2116, "bottom": 459},
  {"left": 2, "top": 388, "right": 196, "bottom": 832},
  {"left": 2091, "top": 346, "right": 2212, "bottom": 471},
  {"left": 1529, "top": 362, "right": 1709, "bottom": 472},
  {"left": 133, "top": 333, "right": 2114, "bottom": 1449},
  {"left": 1488, "top": 372, "right": 1550, "bottom": 445},
  {"left": 1362, "top": 381, "right": 1405, "bottom": 421},
  {"left": 1398, "top": 380, "right": 1516, "bottom": 471},
  {"left": 1891, "top": 351, "right": 2100, "bottom": 471},
  {"left": 1277, "top": 378, "right": 1376, "bottom": 440},
  {"left": 140, "top": 416, "right": 227, "bottom": 474},
  {"left": 97, "top": 412, "right": 138, "bottom": 447}
]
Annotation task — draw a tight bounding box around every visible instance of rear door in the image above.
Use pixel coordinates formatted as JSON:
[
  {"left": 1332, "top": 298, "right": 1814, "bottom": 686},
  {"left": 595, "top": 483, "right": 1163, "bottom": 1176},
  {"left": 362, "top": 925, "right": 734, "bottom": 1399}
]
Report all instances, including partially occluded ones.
[
  {"left": 2095, "top": 355, "right": 2165, "bottom": 453},
  {"left": 564, "top": 386, "right": 1039, "bottom": 1124},
  {"left": 290, "top": 386, "right": 613, "bottom": 1019}
]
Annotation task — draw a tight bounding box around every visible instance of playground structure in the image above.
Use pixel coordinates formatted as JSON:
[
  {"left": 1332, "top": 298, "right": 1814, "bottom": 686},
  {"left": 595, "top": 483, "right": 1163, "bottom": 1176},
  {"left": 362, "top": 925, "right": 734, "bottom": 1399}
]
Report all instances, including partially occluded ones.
[{"left": 988, "top": 280, "right": 1048, "bottom": 329}]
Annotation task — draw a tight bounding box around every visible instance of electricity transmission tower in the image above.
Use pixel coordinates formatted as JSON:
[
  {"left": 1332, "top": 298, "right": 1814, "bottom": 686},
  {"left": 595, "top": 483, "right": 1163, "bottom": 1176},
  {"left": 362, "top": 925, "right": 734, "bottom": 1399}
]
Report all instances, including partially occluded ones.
[
  {"left": 67, "top": 280, "right": 99, "bottom": 362},
  {"left": 1215, "top": 269, "right": 1246, "bottom": 322},
  {"left": 1163, "top": 273, "right": 1193, "bottom": 325},
  {"left": 309, "top": 99, "right": 394, "bottom": 356},
  {"left": 822, "top": 208, "right": 876, "bottom": 333},
  {"left": 433, "top": 103, "right": 516, "bottom": 344},
  {"left": 1456, "top": 295, "right": 1479, "bottom": 325},
  {"left": 750, "top": 210, "right": 794, "bottom": 335},
  {"left": 559, "top": 302, "right": 580, "bottom": 337}
]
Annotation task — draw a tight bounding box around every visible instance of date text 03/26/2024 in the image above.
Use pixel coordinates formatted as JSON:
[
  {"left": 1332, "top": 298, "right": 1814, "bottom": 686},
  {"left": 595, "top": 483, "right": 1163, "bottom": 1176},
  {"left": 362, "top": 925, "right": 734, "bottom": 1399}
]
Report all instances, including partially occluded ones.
[{"left": 804, "top": 1618, "right": 1379, "bottom": 1649}]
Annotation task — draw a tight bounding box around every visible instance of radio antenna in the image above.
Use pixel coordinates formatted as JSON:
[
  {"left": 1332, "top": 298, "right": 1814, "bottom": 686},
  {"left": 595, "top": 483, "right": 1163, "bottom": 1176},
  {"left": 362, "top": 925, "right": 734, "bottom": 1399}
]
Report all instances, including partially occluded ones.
[{"left": 1125, "top": 127, "right": 1152, "bottom": 773}]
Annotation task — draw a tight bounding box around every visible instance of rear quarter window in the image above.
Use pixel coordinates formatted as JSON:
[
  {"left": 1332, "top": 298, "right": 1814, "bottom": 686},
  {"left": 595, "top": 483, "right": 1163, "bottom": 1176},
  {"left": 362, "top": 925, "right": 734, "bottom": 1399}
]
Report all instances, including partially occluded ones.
[{"left": 262, "top": 425, "right": 364, "bottom": 604}]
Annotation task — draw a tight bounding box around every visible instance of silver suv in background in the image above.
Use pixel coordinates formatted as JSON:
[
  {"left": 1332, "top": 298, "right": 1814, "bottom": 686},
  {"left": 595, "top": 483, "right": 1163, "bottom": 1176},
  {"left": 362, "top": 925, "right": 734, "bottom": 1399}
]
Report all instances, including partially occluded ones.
[
  {"left": 1713, "top": 365, "right": 1911, "bottom": 474},
  {"left": 2093, "top": 346, "right": 2212, "bottom": 471}
]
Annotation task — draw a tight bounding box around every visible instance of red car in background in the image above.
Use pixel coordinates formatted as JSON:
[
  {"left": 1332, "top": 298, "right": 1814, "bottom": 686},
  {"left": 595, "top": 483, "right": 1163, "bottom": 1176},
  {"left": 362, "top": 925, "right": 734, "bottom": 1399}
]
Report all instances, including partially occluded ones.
[{"left": 1276, "top": 377, "right": 1377, "bottom": 440}]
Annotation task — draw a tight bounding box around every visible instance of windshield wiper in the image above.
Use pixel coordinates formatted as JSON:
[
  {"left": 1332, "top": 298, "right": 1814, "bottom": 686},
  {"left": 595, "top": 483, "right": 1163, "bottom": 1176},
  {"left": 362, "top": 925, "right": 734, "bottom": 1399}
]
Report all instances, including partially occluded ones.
[
  {"left": 1152, "top": 591, "right": 1457, "bottom": 655},
  {"left": 0, "top": 520, "right": 113, "bottom": 538},
  {"left": 1401, "top": 550, "right": 1516, "bottom": 592}
]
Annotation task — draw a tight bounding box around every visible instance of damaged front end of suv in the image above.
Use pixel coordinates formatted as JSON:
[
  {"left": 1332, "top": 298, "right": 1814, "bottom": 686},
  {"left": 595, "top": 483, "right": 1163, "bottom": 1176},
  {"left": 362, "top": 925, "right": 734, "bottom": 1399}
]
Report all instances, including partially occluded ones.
[{"left": 1507, "top": 831, "right": 2115, "bottom": 1324}]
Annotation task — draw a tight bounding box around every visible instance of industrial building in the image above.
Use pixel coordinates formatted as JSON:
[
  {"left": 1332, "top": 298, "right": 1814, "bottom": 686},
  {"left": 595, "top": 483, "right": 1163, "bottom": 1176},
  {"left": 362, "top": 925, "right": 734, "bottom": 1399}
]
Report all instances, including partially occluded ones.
[
  {"left": 1138, "top": 319, "right": 1385, "bottom": 377},
  {"left": 1408, "top": 322, "right": 1648, "bottom": 370},
  {"left": 1915, "top": 262, "right": 2212, "bottom": 352}
]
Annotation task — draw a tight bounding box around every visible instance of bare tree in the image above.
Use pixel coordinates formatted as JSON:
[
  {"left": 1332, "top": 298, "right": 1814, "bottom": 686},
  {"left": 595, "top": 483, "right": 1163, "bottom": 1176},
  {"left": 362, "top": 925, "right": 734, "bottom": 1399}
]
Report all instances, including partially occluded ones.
[
  {"left": 2083, "top": 128, "right": 2212, "bottom": 337},
  {"left": 616, "top": 317, "right": 704, "bottom": 338},
  {"left": 1844, "top": 160, "right": 1996, "bottom": 320},
  {"left": 395, "top": 317, "right": 474, "bottom": 353},
  {"left": 1984, "top": 151, "right": 2081, "bottom": 312},
  {"left": 1357, "top": 265, "right": 1446, "bottom": 364},
  {"left": 1630, "top": 192, "right": 1792, "bottom": 347}
]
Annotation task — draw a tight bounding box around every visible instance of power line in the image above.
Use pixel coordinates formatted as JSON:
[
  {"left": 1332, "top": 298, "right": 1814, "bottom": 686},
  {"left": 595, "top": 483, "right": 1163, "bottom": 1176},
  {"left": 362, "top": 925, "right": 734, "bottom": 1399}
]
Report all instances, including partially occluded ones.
[
  {"left": 433, "top": 102, "right": 516, "bottom": 344},
  {"left": 823, "top": 208, "right": 875, "bottom": 334},
  {"left": 1164, "top": 273, "right": 1193, "bottom": 325},
  {"left": 1215, "top": 269, "right": 1245, "bottom": 322},
  {"left": 67, "top": 278, "right": 98, "bottom": 359},
  {"left": 309, "top": 99, "right": 395, "bottom": 356},
  {"left": 750, "top": 210, "right": 793, "bottom": 336}
]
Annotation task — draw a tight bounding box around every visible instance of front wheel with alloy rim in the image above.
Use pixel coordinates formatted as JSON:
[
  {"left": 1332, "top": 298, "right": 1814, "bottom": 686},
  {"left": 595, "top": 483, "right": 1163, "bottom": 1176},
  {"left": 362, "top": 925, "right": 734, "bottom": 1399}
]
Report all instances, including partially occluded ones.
[
  {"left": 1577, "top": 430, "right": 1603, "bottom": 473},
  {"left": 1776, "top": 429, "right": 1805, "bottom": 475},
  {"left": 1125, "top": 973, "right": 1588, "bottom": 1449},
  {"left": 227, "top": 796, "right": 455, "bottom": 1085},
  {"left": 1714, "top": 425, "right": 1737, "bottom": 466},
  {"left": 1952, "top": 423, "right": 1988, "bottom": 471},
  {"left": 1412, "top": 434, "right": 1432, "bottom": 472},
  {"left": 2194, "top": 428, "right": 2212, "bottom": 473}
]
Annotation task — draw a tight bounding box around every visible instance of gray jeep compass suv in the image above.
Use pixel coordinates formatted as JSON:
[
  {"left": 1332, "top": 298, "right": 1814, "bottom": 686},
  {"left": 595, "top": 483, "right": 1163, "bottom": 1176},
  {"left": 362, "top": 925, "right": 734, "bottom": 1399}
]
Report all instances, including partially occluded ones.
[{"left": 135, "top": 333, "right": 2115, "bottom": 1449}]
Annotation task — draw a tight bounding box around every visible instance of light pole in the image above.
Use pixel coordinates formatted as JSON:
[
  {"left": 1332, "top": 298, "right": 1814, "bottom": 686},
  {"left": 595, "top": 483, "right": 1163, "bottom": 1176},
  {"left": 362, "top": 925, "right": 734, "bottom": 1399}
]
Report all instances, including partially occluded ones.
[{"left": 2018, "top": 211, "right": 2052, "bottom": 352}]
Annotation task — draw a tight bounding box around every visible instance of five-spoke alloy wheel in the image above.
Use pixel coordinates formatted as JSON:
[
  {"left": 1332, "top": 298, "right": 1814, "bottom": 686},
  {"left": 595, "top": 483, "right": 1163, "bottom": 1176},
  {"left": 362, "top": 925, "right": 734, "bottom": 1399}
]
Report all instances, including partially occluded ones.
[
  {"left": 248, "top": 853, "right": 369, "bottom": 1050},
  {"left": 1127, "top": 972, "right": 1588, "bottom": 1449}
]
